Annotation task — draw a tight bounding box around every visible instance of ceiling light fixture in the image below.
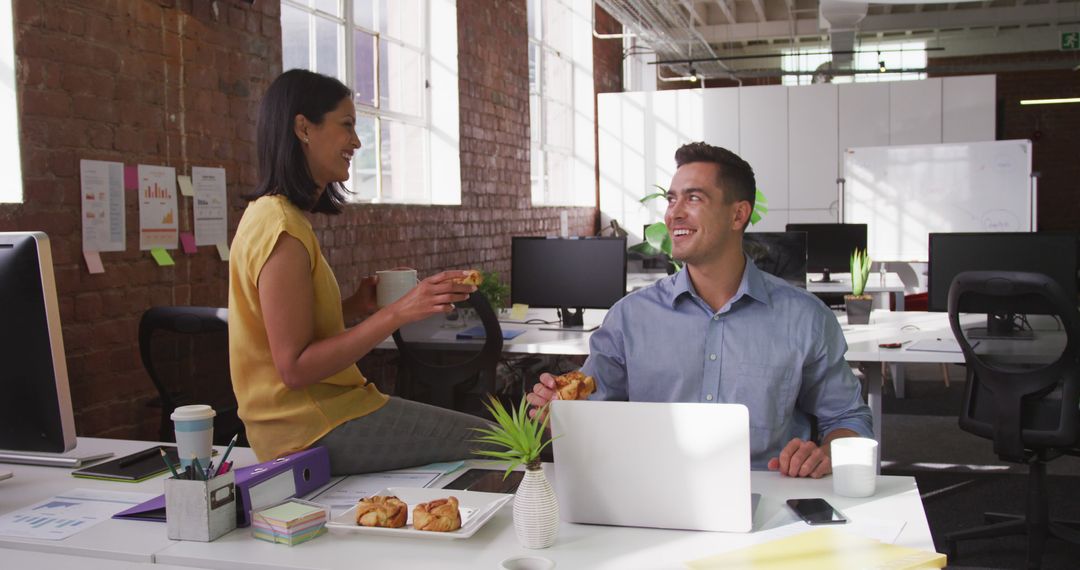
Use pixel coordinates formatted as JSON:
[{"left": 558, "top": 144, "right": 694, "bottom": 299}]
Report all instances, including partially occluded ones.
[
  {"left": 1019, "top": 97, "right": 1080, "bottom": 106},
  {"left": 878, "top": 52, "right": 886, "bottom": 73}
]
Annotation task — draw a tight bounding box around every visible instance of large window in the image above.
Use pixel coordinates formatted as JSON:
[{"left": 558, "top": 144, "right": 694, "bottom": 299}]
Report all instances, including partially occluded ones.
[
  {"left": 782, "top": 41, "right": 927, "bottom": 87},
  {"left": 528, "top": 0, "right": 595, "bottom": 206},
  {"left": 281, "top": 0, "right": 460, "bottom": 204},
  {"left": 0, "top": 0, "right": 22, "bottom": 204}
]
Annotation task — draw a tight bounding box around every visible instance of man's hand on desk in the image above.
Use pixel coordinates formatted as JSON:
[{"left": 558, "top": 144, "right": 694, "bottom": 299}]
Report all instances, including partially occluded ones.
[{"left": 767, "top": 438, "right": 832, "bottom": 478}]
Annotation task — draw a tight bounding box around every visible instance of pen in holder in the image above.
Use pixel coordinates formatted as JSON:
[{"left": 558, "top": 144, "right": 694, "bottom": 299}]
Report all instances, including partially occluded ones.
[{"left": 165, "top": 469, "right": 237, "bottom": 541}]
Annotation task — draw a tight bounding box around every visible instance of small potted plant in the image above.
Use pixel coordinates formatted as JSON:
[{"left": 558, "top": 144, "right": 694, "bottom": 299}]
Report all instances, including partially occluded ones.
[
  {"left": 471, "top": 395, "right": 558, "bottom": 549},
  {"left": 845, "top": 248, "right": 873, "bottom": 325}
]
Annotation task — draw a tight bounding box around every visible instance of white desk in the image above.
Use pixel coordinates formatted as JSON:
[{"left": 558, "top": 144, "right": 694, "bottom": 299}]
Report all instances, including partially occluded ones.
[
  {"left": 806, "top": 273, "right": 910, "bottom": 310},
  {"left": 376, "top": 308, "right": 595, "bottom": 356}
]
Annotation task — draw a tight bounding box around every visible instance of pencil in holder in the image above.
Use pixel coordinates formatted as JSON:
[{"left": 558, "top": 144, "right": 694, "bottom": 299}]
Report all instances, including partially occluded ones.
[{"left": 165, "top": 470, "right": 237, "bottom": 541}]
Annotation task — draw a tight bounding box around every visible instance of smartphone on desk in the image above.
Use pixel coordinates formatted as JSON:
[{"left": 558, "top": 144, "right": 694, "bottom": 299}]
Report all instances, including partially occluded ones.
[
  {"left": 443, "top": 468, "right": 524, "bottom": 494},
  {"left": 786, "top": 498, "right": 847, "bottom": 525}
]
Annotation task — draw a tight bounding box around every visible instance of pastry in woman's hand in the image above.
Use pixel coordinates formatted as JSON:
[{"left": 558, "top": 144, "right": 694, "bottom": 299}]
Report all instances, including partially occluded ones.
[
  {"left": 355, "top": 495, "right": 408, "bottom": 528},
  {"left": 455, "top": 270, "right": 483, "bottom": 286},
  {"left": 412, "top": 497, "right": 462, "bottom": 532},
  {"left": 553, "top": 370, "right": 596, "bottom": 400}
]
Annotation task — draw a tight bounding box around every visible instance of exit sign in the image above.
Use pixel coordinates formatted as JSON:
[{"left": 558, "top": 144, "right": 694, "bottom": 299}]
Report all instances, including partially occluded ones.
[{"left": 1062, "top": 31, "right": 1080, "bottom": 51}]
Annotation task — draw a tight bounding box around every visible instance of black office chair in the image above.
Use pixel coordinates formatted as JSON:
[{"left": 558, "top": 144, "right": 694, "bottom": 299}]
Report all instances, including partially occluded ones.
[
  {"left": 138, "top": 306, "right": 245, "bottom": 446},
  {"left": 392, "top": 292, "right": 503, "bottom": 417},
  {"left": 944, "top": 271, "right": 1080, "bottom": 567}
]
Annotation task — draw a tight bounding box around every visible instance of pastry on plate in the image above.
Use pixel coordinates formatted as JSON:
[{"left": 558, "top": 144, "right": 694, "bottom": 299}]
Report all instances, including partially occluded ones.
[
  {"left": 355, "top": 495, "right": 408, "bottom": 528},
  {"left": 455, "top": 270, "right": 483, "bottom": 286},
  {"left": 412, "top": 497, "right": 462, "bottom": 532},
  {"left": 553, "top": 370, "right": 596, "bottom": 400}
]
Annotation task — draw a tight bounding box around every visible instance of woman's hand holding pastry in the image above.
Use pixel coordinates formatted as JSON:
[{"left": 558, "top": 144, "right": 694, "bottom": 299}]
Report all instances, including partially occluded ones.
[{"left": 389, "top": 270, "right": 476, "bottom": 324}]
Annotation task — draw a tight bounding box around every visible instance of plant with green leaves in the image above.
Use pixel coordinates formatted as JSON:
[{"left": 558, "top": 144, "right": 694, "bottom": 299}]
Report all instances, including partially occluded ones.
[
  {"left": 628, "top": 185, "right": 769, "bottom": 272},
  {"left": 476, "top": 270, "right": 510, "bottom": 309},
  {"left": 471, "top": 395, "right": 554, "bottom": 478},
  {"left": 849, "top": 248, "right": 872, "bottom": 297}
]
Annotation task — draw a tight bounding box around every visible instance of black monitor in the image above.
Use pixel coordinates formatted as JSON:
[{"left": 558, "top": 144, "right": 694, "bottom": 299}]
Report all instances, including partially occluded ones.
[
  {"left": 0, "top": 232, "right": 77, "bottom": 461},
  {"left": 743, "top": 231, "right": 807, "bottom": 289},
  {"left": 511, "top": 237, "right": 627, "bottom": 330},
  {"left": 928, "top": 232, "right": 1079, "bottom": 339},
  {"left": 785, "top": 223, "right": 867, "bottom": 283}
]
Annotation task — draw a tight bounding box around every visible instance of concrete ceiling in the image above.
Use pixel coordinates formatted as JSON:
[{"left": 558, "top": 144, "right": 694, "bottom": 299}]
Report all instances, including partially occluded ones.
[{"left": 594, "top": 0, "right": 1080, "bottom": 81}]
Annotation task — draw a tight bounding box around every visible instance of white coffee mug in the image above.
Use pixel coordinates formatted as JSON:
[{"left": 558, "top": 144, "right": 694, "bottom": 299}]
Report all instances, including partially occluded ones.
[
  {"left": 831, "top": 437, "right": 878, "bottom": 498},
  {"left": 376, "top": 269, "right": 418, "bottom": 308},
  {"left": 171, "top": 404, "right": 216, "bottom": 470}
]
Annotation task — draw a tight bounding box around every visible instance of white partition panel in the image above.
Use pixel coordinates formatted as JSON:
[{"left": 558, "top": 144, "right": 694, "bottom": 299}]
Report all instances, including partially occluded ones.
[
  {"left": 789, "top": 83, "right": 838, "bottom": 210},
  {"left": 838, "top": 82, "right": 890, "bottom": 162},
  {"left": 739, "top": 85, "right": 788, "bottom": 209},
  {"left": 701, "top": 88, "right": 740, "bottom": 153},
  {"left": 943, "top": 75, "right": 996, "bottom": 143},
  {"left": 788, "top": 209, "right": 839, "bottom": 224},
  {"left": 889, "top": 78, "right": 942, "bottom": 145}
]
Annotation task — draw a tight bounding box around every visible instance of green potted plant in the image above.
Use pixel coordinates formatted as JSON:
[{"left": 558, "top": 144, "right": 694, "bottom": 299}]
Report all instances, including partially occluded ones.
[
  {"left": 476, "top": 270, "right": 510, "bottom": 312},
  {"left": 628, "top": 185, "right": 769, "bottom": 273},
  {"left": 845, "top": 248, "right": 873, "bottom": 325},
  {"left": 471, "top": 395, "right": 558, "bottom": 549}
]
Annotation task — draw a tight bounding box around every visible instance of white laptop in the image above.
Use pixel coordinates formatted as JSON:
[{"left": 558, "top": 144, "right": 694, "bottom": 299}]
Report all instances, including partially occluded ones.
[{"left": 550, "top": 400, "right": 752, "bottom": 532}]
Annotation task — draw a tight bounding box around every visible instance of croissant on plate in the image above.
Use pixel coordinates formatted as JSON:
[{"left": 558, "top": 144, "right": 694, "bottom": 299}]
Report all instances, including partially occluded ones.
[
  {"left": 554, "top": 370, "right": 596, "bottom": 400},
  {"left": 355, "top": 495, "right": 408, "bottom": 528},
  {"left": 412, "top": 497, "right": 462, "bottom": 532}
]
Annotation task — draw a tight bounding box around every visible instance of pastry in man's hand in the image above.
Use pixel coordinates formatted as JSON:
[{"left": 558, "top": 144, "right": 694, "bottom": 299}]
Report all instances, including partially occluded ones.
[
  {"left": 355, "top": 495, "right": 408, "bottom": 528},
  {"left": 455, "top": 270, "right": 483, "bottom": 286},
  {"left": 412, "top": 497, "right": 462, "bottom": 532},
  {"left": 553, "top": 370, "right": 596, "bottom": 400}
]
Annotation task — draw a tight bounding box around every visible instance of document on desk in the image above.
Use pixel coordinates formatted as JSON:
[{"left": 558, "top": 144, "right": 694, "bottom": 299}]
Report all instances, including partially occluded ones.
[
  {"left": 310, "top": 470, "right": 442, "bottom": 518},
  {"left": 0, "top": 488, "right": 157, "bottom": 540},
  {"left": 907, "top": 338, "right": 977, "bottom": 353}
]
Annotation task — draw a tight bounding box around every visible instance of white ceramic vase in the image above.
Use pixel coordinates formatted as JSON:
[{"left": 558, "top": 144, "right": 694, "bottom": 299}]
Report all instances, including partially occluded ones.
[{"left": 513, "top": 467, "right": 559, "bottom": 549}]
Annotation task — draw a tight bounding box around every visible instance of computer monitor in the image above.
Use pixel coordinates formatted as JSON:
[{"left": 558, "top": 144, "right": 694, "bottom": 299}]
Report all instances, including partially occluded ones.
[
  {"left": 785, "top": 223, "right": 867, "bottom": 283},
  {"left": 511, "top": 237, "right": 627, "bottom": 330},
  {"left": 0, "top": 232, "right": 77, "bottom": 459},
  {"left": 928, "top": 232, "right": 1079, "bottom": 339},
  {"left": 743, "top": 231, "right": 807, "bottom": 289}
]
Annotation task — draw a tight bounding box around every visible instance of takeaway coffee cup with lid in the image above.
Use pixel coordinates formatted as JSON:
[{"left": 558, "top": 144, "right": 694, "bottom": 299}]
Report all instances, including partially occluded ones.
[{"left": 171, "top": 404, "right": 216, "bottom": 470}]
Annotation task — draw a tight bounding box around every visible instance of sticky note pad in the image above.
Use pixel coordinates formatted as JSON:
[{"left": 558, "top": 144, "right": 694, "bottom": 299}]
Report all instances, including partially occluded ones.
[
  {"left": 180, "top": 232, "right": 197, "bottom": 254},
  {"left": 216, "top": 242, "right": 230, "bottom": 261},
  {"left": 510, "top": 303, "right": 529, "bottom": 320},
  {"left": 124, "top": 165, "right": 138, "bottom": 190},
  {"left": 151, "top": 247, "right": 175, "bottom": 266},
  {"left": 83, "top": 251, "right": 105, "bottom": 274},
  {"left": 177, "top": 175, "right": 194, "bottom": 197}
]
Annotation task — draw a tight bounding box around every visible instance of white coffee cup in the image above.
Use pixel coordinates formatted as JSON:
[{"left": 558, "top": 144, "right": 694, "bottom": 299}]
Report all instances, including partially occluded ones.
[
  {"left": 376, "top": 269, "right": 418, "bottom": 308},
  {"left": 171, "top": 404, "right": 216, "bottom": 471},
  {"left": 831, "top": 437, "right": 878, "bottom": 498}
]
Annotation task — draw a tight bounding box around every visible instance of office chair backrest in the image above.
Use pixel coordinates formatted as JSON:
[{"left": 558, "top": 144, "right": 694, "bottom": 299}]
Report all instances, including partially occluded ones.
[
  {"left": 138, "top": 306, "right": 244, "bottom": 446},
  {"left": 947, "top": 271, "right": 1079, "bottom": 462},
  {"left": 392, "top": 292, "right": 503, "bottom": 413}
]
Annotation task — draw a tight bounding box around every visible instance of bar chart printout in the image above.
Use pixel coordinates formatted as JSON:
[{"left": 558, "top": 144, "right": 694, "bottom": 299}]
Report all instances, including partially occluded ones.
[
  {"left": 0, "top": 489, "right": 156, "bottom": 540},
  {"left": 138, "top": 164, "right": 179, "bottom": 250}
]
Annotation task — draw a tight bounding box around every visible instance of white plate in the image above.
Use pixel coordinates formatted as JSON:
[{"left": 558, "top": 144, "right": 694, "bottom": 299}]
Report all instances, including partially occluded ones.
[{"left": 325, "top": 487, "right": 513, "bottom": 540}]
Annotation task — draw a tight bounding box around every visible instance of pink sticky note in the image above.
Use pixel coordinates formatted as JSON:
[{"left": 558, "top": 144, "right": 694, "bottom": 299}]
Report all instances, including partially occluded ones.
[
  {"left": 180, "top": 232, "right": 197, "bottom": 254},
  {"left": 124, "top": 165, "right": 138, "bottom": 190},
  {"left": 83, "top": 250, "right": 105, "bottom": 274}
]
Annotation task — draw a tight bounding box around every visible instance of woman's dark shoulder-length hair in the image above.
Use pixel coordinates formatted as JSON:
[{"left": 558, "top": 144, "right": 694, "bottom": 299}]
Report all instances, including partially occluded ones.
[{"left": 246, "top": 69, "right": 352, "bottom": 214}]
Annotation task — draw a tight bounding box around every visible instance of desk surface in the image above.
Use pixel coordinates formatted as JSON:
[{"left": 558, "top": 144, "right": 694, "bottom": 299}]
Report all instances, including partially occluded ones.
[{"left": 1, "top": 438, "right": 936, "bottom": 569}]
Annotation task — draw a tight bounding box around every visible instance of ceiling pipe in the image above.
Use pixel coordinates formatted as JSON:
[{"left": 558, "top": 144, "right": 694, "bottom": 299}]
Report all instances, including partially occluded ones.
[{"left": 818, "top": 0, "right": 869, "bottom": 66}]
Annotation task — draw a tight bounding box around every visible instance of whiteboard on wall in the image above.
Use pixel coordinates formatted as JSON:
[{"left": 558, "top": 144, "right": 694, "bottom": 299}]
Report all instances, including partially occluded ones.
[{"left": 843, "top": 140, "right": 1033, "bottom": 262}]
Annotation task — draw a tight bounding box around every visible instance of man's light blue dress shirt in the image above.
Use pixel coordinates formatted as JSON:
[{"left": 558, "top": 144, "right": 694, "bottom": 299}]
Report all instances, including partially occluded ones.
[{"left": 581, "top": 258, "right": 873, "bottom": 468}]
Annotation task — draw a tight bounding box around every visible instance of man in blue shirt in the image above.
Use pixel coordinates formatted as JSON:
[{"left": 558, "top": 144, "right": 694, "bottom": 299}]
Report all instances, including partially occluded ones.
[{"left": 528, "top": 142, "right": 872, "bottom": 478}]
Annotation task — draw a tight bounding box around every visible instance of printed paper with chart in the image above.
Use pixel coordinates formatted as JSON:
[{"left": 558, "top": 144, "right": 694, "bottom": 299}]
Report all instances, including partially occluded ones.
[
  {"left": 138, "top": 164, "right": 178, "bottom": 250},
  {"left": 80, "top": 159, "right": 126, "bottom": 252},
  {"left": 193, "top": 166, "right": 227, "bottom": 247}
]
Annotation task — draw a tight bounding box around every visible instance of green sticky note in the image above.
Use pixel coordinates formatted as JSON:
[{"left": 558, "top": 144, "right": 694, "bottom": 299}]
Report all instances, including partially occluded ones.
[
  {"left": 151, "top": 247, "right": 175, "bottom": 266},
  {"left": 256, "top": 500, "right": 323, "bottom": 523},
  {"left": 510, "top": 303, "right": 529, "bottom": 320}
]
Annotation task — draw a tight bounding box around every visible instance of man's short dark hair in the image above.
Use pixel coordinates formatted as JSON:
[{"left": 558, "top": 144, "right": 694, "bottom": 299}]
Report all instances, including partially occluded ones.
[
  {"left": 674, "top": 142, "right": 756, "bottom": 210},
  {"left": 247, "top": 69, "right": 353, "bottom": 214}
]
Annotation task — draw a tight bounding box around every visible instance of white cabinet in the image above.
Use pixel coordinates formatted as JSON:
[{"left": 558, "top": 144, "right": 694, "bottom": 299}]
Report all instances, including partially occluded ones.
[
  {"left": 889, "top": 78, "right": 943, "bottom": 145},
  {"left": 838, "top": 82, "right": 890, "bottom": 158},
  {"left": 943, "top": 75, "right": 996, "bottom": 143},
  {"left": 702, "top": 88, "right": 740, "bottom": 153},
  {"left": 739, "top": 85, "right": 789, "bottom": 209},
  {"left": 788, "top": 84, "right": 838, "bottom": 210}
]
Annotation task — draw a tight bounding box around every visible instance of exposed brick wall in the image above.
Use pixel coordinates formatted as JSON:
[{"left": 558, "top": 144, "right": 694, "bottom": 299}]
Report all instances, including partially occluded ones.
[
  {"left": 929, "top": 51, "right": 1080, "bottom": 232},
  {"left": 3, "top": 0, "right": 595, "bottom": 441}
]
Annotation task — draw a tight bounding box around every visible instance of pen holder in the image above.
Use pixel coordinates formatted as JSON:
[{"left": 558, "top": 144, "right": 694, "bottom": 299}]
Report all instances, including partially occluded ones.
[{"left": 165, "top": 470, "right": 237, "bottom": 541}]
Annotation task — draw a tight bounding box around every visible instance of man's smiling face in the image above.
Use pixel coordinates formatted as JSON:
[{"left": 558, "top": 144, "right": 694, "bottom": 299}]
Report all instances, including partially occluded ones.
[{"left": 664, "top": 161, "right": 746, "bottom": 267}]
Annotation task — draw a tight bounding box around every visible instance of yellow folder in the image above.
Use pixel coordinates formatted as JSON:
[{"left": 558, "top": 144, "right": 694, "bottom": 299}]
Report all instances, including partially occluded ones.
[{"left": 686, "top": 528, "right": 946, "bottom": 570}]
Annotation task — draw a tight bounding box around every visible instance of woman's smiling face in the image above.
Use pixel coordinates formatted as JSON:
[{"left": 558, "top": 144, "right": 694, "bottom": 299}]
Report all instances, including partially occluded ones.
[{"left": 298, "top": 97, "right": 361, "bottom": 189}]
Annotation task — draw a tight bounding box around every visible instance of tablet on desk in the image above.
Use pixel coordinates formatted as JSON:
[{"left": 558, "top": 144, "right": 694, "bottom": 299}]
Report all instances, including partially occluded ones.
[{"left": 72, "top": 446, "right": 181, "bottom": 482}]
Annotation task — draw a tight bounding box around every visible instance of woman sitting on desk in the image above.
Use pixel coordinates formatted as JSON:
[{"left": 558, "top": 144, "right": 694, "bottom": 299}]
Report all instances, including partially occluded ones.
[{"left": 228, "top": 69, "right": 490, "bottom": 474}]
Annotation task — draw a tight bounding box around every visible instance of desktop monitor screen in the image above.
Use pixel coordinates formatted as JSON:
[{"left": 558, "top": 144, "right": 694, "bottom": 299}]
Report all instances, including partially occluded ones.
[
  {"left": 0, "top": 232, "right": 76, "bottom": 454},
  {"left": 511, "top": 237, "right": 627, "bottom": 326},
  {"left": 785, "top": 223, "right": 867, "bottom": 282},
  {"left": 743, "top": 231, "right": 807, "bottom": 289},
  {"left": 927, "top": 232, "right": 1079, "bottom": 314}
]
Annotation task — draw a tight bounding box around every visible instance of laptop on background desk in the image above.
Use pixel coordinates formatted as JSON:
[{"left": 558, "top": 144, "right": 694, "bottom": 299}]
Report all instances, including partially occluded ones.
[{"left": 550, "top": 401, "right": 753, "bottom": 532}]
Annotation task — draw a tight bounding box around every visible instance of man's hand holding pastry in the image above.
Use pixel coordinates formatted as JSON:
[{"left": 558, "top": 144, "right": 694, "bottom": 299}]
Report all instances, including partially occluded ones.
[{"left": 527, "top": 370, "right": 596, "bottom": 420}]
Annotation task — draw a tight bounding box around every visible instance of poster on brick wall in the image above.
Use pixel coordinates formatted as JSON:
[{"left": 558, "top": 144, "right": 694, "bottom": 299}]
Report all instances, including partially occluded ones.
[
  {"left": 138, "top": 164, "right": 179, "bottom": 250},
  {"left": 192, "top": 166, "right": 227, "bottom": 247},
  {"left": 80, "top": 159, "right": 126, "bottom": 252}
]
